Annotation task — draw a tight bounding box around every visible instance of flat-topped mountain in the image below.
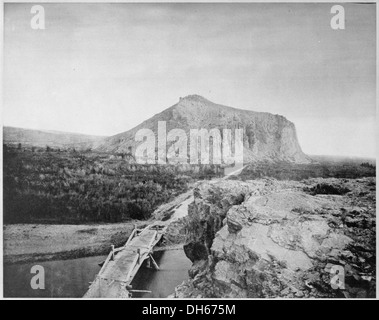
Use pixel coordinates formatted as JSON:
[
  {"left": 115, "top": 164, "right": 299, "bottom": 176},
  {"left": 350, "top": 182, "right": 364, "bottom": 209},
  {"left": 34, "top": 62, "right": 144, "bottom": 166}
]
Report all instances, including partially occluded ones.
[
  {"left": 96, "top": 95, "right": 310, "bottom": 163},
  {"left": 3, "top": 126, "right": 105, "bottom": 150}
]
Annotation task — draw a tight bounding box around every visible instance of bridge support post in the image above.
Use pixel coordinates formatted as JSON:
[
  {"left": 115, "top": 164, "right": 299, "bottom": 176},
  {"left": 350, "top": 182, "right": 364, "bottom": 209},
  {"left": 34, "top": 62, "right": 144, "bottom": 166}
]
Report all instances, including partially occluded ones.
[
  {"left": 111, "top": 245, "right": 115, "bottom": 260},
  {"left": 149, "top": 254, "right": 160, "bottom": 271},
  {"left": 137, "top": 248, "right": 141, "bottom": 264}
]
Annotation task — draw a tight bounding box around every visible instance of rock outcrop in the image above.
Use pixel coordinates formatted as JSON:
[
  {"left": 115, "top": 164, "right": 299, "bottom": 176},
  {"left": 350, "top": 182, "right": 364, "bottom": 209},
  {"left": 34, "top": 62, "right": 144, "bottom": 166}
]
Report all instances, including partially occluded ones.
[
  {"left": 96, "top": 95, "right": 310, "bottom": 163},
  {"left": 172, "top": 178, "right": 376, "bottom": 298}
]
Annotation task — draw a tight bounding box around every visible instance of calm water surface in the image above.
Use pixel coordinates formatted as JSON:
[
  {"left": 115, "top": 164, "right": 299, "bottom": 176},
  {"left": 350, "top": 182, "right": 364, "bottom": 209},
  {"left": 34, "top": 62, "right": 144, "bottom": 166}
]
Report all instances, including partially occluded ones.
[
  {"left": 131, "top": 250, "right": 191, "bottom": 298},
  {"left": 4, "top": 250, "right": 190, "bottom": 298}
]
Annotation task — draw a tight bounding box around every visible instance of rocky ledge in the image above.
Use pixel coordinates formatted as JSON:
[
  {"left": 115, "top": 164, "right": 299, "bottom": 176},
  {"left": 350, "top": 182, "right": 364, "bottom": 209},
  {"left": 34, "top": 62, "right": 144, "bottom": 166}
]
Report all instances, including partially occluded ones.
[{"left": 171, "top": 177, "right": 376, "bottom": 298}]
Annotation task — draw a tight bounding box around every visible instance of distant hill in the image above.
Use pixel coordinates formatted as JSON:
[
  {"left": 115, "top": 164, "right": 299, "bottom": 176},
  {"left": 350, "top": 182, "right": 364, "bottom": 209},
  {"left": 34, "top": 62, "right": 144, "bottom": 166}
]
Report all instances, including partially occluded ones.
[
  {"left": 310, "top": 154, "right": 376, "bottom": 166},
  {"left": 3, "top": 126, "right": 106, "bottom": 150},
  {"left": 96, "top": 95, "right": 311, "bottom": 163}
]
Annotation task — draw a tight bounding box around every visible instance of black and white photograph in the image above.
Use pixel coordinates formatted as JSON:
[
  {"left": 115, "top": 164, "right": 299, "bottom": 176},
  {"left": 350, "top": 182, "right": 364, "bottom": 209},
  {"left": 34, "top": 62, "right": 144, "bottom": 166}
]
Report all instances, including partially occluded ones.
[{"left": 1, "top": 1, "right": 377, "bottom": 301}]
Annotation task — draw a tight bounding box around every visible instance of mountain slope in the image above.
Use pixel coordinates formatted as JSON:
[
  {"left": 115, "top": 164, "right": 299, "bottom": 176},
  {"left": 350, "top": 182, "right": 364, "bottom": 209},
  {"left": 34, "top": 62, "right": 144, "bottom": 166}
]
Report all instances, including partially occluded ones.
[
  {"left": 96, "top": 95, "right": 310, "bottom": 163},
  {"left": 3, "top": 126, "right": 105, "bottom": 150}
]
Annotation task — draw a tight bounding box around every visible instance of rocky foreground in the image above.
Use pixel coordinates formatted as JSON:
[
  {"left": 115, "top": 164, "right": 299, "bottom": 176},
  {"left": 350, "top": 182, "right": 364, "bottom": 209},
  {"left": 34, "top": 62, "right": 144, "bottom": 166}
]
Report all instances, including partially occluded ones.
[{"left": 170, "top": 177, "right": 376, "bottom": 298}]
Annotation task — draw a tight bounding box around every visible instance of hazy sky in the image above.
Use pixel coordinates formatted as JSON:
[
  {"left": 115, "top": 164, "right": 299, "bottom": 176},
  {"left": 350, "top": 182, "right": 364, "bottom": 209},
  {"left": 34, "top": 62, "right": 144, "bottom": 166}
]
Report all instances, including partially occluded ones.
[{"left": 3, "top": 3, "right": 376, "bottom": 158}]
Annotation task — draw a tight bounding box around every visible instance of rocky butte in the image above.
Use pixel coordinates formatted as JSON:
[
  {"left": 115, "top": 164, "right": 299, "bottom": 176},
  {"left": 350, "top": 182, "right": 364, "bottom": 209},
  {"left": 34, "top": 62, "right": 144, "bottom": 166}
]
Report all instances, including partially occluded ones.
[{"left": 96, "top": 95, "right": 311, "bottom": 164}]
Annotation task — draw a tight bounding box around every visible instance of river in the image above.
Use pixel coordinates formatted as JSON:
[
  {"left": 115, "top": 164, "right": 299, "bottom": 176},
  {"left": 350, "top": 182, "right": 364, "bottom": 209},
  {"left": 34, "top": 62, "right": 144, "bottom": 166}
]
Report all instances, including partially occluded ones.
[{"left": 3, "top": 250, "right": 191, "bottom": 298}]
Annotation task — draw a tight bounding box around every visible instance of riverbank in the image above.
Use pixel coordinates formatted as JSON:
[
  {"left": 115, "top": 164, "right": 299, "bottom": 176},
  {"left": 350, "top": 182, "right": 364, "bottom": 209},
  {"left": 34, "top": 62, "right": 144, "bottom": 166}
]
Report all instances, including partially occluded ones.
[
  {"left": 3, "top": 188, "right": 194, "bottom": 265},
  {"left": 3, "top": 221, "right": 148, "bottom": 265}
]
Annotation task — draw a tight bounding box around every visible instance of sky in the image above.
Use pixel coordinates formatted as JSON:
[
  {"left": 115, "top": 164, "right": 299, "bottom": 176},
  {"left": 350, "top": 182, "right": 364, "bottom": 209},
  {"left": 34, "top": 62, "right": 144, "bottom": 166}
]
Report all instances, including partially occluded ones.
[{"left": 3, "top": 3, "right": 376, "bottom": 158}]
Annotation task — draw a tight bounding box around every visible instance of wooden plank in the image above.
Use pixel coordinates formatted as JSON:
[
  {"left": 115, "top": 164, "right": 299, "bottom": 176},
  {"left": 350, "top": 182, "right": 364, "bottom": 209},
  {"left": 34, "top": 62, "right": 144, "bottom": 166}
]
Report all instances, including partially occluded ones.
[
  {"left": 123, "top": 228, "right": 137, "bottom": 247},
  {"left": 129, "top": 289, "right": 152, "bottom": 293},
  {"left": 149, "top": 254, "right": 160, "bottom": 270},
  {"left": 124, "top": 253, "right": 140, "bottom": 283}
]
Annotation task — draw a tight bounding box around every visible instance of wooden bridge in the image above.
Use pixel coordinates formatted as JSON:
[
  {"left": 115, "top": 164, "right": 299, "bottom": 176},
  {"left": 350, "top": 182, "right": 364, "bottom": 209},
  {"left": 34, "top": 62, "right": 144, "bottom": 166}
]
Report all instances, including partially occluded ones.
[
  {"left": 84, "top": 223, "right": 167, "bottom": 298},
  {"left": 83, "top": 166, "right": 244, "bottom": 299}
]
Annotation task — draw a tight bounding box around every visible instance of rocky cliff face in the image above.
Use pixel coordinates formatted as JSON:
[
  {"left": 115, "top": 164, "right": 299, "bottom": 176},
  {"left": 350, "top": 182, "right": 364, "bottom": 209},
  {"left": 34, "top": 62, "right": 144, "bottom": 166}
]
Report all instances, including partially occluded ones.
[
  {"left": 96, "top": 95, "right": 310, "bottom": 163},
  {"left": 171, "top": 178, "right": 376, "bottom": 298}
]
